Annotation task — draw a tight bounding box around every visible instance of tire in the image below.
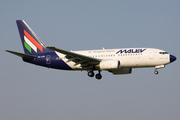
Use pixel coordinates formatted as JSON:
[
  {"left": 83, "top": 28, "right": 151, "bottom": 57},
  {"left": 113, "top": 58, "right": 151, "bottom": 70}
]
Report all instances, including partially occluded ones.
[
  {"left": 88, "top": 71, "right": 94, "bottom": 77},
  {"left": 154, "top": 71, "right": 158, "bottom": 75},
  {"left": 95, "top": 74, "right": 102, "bottom": 80}
]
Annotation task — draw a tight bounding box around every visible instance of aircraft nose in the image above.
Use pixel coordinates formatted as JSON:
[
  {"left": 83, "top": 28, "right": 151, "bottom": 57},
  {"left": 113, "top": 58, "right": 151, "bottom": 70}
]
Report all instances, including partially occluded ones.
[{"left": 170, "top": 54, "right": 177, "bottom": 63}]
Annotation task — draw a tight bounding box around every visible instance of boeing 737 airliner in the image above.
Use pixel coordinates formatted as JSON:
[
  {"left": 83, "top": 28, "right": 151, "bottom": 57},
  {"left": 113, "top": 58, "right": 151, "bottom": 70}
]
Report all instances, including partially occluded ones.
[{"left": 5, "top": 20, "right": 176, "bottom": 79}]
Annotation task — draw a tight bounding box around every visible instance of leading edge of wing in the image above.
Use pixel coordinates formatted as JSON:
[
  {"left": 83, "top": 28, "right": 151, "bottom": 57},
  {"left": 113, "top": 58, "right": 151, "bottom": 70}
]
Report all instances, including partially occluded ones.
[{"left": 46, "top": 46, "right": 101, "bottom": 64}]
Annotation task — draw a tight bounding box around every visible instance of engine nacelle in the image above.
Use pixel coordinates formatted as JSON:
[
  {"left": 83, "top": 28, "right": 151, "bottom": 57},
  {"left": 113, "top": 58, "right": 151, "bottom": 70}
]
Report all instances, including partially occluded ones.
[
  {"left": 109, "top": 68, "right": 132, "bottom": 75},
  {"left": 98, "top": 60, "right": 120, "bottom": 70}
]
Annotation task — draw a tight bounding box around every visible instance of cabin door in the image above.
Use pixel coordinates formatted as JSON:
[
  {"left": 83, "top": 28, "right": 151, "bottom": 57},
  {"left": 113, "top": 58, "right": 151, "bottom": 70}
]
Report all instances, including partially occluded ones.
[{"left": 149, "top": 51, "right": 154, "bottom": 59}]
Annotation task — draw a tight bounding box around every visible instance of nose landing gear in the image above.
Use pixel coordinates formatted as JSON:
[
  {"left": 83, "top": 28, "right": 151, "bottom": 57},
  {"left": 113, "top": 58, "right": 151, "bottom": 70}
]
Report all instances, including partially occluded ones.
[
  {"left": 154, "top": 70, "right": 159, "bottom": 75},
  {"left": 154, "top": 65, "right": 165, "bottom": 75}
]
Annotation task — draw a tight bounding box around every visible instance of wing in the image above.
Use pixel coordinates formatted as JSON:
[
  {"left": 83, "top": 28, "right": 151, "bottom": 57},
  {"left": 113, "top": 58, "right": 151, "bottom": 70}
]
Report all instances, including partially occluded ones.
[{"left": 47, "top": 46, "right": 101, "bottom": 69}]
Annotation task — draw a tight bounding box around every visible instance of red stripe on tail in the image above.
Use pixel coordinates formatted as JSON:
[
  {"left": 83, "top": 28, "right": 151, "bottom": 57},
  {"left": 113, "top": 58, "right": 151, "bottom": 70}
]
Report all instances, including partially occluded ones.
[{"left": 24, "top": 30, "right": 43, "bottom": 52}]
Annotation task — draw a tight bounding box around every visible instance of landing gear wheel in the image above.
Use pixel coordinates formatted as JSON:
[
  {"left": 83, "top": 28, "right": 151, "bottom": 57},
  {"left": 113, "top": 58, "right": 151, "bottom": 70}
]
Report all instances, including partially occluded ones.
[
  {"left": 95, "top": 74, "right": 102, "bottom": 80},
  {"left": 154, "top": 71, "right": 159, "bottom": 75},
  {"left": 88, "top": 71, "right": 94, "bottom": 77}
]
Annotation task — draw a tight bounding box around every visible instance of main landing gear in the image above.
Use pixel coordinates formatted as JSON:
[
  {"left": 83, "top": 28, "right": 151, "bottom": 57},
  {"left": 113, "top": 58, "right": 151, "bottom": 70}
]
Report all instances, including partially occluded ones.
[
  {"left": 87, "top": 71, "right": 94, "bottom": 77},
  {"left": 88, "top": 70, "right": 102, "bottom": 80}
]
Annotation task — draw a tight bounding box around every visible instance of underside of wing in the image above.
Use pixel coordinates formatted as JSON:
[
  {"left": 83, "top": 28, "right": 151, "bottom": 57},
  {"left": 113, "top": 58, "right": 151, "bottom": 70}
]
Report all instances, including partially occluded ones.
[{"left": 47, "top": 46, "right": 101, "bottom": 69}]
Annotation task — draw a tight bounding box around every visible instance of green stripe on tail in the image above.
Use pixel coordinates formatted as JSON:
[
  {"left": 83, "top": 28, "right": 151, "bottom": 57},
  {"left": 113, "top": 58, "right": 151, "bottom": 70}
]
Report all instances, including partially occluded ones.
[{"left": 24, "top": 42, "right": 31, "bottom": 53}]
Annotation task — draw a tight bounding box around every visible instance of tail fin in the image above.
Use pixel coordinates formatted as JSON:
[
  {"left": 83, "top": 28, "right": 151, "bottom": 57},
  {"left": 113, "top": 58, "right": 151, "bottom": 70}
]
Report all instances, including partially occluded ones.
[{"left": 16, "top": 20, "right": 49, "bottom": 54}]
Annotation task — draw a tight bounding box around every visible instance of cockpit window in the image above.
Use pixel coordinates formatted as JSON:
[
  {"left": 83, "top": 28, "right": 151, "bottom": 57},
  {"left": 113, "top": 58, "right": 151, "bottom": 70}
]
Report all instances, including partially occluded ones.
[{"left": 159, "top": 52, "right": 168, "bottom": 54}]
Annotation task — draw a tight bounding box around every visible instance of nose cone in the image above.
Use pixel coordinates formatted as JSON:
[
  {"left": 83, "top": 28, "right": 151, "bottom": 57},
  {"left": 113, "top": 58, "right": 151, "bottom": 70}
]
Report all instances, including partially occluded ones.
[{"left": 170, "top": 55, "right": 177, "bottom": 63}]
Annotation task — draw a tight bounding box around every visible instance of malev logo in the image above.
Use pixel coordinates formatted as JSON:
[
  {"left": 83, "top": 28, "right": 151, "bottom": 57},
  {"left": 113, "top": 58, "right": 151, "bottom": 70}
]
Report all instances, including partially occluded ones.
[{"left": 116, "top": 48, "right": 146, "bottom": 54}]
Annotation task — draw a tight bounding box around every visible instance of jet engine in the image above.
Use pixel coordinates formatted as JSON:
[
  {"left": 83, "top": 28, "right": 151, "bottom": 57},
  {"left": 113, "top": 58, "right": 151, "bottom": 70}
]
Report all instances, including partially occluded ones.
[{"left": 98, "top": 60, "right": 120, "bottom": 70}]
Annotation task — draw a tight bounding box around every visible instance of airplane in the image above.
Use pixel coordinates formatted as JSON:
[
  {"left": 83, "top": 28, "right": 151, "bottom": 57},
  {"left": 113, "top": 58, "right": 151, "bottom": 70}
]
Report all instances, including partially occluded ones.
[{"left": 5, "top": 20, "right": 177, "bottom": 80}]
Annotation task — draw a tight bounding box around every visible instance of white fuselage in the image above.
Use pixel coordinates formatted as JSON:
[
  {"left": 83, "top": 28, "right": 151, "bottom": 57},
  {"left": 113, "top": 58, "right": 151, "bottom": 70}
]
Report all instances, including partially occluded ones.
[{"left": 55, "top": 48, "right": 170, "bottom": 70}]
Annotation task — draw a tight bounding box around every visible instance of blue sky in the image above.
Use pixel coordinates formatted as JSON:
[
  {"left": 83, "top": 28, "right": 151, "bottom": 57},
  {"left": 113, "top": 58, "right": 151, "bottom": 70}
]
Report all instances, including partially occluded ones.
[{"left": 1, "top": 0, "right": 180, "bottom": 120}]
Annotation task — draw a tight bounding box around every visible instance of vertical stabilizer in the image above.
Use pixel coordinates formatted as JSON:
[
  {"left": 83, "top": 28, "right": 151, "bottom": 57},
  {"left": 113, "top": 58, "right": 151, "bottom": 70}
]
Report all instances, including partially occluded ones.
[{"left": 16, "top": 20, "right": 50, "bottom": 55}]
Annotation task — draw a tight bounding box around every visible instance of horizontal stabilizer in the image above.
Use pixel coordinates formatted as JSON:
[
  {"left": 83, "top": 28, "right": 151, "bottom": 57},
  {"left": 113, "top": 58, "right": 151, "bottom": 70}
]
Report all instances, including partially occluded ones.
[{"left": 5, "top": 50, "right": 36, "bottom": 59}]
